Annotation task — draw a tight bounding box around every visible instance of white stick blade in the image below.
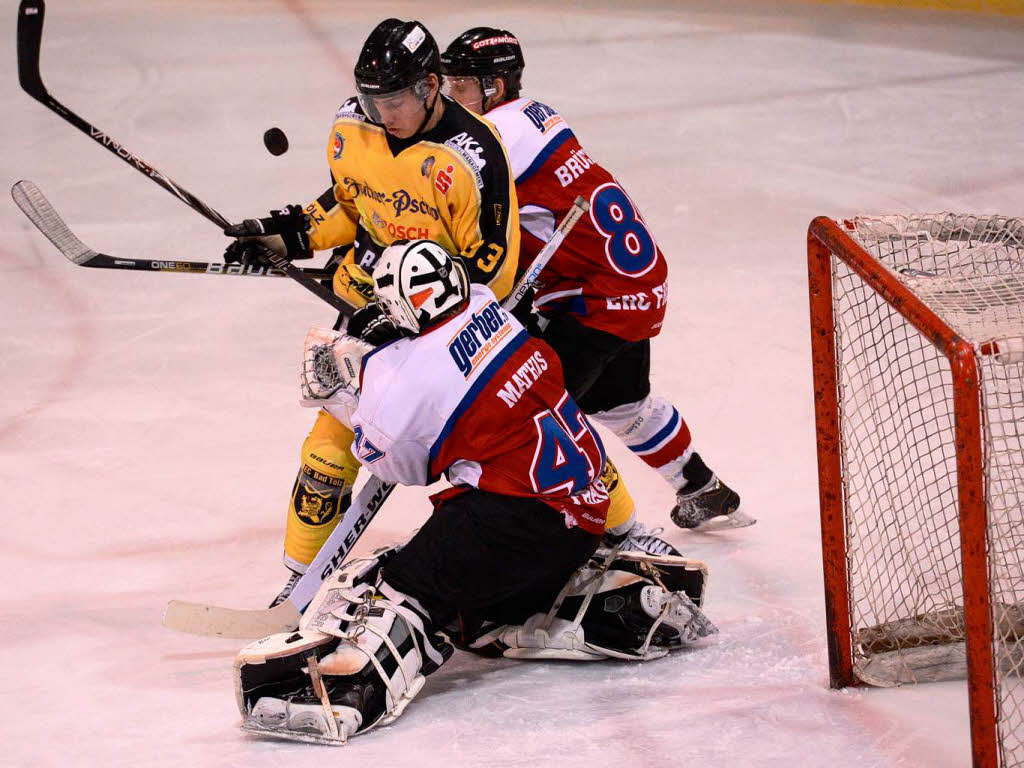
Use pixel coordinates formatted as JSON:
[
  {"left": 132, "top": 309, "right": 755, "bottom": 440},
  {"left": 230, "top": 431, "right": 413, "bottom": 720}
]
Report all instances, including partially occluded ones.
[
  {"left": 11, "top": 180, "right": 97, "bottom": 264},
  {"left": 163, "top": 599, "right": 300, "bottom": 639}
]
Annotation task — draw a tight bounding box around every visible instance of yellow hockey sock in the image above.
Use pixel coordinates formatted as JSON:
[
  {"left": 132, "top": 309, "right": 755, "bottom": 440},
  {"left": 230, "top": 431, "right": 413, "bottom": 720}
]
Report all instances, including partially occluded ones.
[
  {"left": 601, "top": 457, "right": 636, "bottom": 533},
  {"left": 283, "top": 409, "right": 360, "bottom": 569}
]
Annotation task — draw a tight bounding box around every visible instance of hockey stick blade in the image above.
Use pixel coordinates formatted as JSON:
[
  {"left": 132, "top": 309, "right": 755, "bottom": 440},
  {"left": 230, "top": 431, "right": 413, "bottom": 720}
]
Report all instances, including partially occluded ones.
[
  {"left": 163, "top": 477, "right": 395, "bottom": 639},
  {"left": 163, "top": 598, "right": 301, "bottom": 640},
  {"left": 11, "top": 181, "right": 334, "bottom": 280}
]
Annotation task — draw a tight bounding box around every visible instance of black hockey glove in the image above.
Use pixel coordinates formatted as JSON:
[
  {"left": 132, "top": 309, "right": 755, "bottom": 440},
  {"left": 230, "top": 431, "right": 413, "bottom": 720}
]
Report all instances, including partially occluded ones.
[
  {"left": 223, "top": 204, "right": 313, "bottom": 263},
  {"left": 348, "top": 303, "right": 406, "bottom": 346}
]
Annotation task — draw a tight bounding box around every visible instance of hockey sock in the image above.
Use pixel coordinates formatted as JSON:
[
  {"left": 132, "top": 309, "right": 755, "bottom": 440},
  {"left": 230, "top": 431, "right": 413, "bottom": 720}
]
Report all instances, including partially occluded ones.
[
  {"left": 284, "top": 409, "right": 360, "bottom": 569},
  {"left": 600, "top": 457, "right": 637, "bottom": 532},
  {"left": 590, "top": 395, "right": 694, "bottom": 490}
]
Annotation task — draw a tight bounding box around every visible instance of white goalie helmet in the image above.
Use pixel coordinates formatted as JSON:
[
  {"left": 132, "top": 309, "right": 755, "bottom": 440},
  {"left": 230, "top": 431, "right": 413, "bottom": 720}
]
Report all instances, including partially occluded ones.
[{"left": 373, "top": 239, "right": 470, "bottom": 333}]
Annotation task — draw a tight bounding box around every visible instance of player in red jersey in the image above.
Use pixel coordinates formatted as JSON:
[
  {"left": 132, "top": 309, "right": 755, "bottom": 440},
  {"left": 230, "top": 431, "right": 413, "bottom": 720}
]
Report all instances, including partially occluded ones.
[
  {"left": 233, "top": 240, "right": 716, "bottom": 745},
  {"left": 441, "top": 29, "right": 754, "bottom": 534}
]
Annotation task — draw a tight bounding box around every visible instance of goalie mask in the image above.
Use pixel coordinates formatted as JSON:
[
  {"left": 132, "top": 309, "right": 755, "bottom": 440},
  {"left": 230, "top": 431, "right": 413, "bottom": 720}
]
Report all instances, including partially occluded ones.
[{"left": 373, "top": 240, "right": 470, "bottom": 334}]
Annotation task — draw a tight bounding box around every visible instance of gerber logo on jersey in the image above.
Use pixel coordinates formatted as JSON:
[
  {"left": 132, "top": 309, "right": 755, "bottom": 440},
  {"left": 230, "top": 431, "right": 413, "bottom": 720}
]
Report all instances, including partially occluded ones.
[
  {"left": 447, "top": 300, "right": 513, "bottom": 377},
  {"left": 522, "top": 101, "right": 565, "bottom": 135},
  {"left": 444, "top": 132, "right": 486, "bottom": 188},
  {"left": 332, "top": 132, "right": 344, "bottom": 160}
]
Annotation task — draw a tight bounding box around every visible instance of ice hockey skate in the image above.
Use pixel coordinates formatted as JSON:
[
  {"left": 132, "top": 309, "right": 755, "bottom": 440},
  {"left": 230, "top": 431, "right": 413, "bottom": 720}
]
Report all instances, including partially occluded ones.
[
  {"left": 604, "top": 520, "right": 682, "bottom": 557},
  {"left": 670, "top": 476, "right": 755, "bottom": 532}
]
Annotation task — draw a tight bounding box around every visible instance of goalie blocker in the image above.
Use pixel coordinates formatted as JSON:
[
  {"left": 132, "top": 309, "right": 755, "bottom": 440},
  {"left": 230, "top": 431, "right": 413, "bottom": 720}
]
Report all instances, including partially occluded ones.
[{"left": 235, "top": 544, "right": 715, "bottom": 745}]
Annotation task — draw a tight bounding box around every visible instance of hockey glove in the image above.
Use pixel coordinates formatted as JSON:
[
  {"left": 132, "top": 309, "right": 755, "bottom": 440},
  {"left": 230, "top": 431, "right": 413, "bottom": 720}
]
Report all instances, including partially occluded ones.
[
  {"left": 348, "top": 303, "right": 407, "bottom": 346},
  {"left": 223, "top": 204, "right": 313, "bottom": 262}
]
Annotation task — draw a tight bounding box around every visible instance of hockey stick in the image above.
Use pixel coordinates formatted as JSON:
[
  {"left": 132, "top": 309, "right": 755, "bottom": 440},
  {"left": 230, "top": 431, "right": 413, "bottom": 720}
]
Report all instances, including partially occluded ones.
[
  {"left": 163, "top": 476, "right": 396, "bottom": 638},
  {"left": 503, "top": 196, "right": 590, "bottom": 311},
  {"left": 160, "top": 201, "right": 592, "bottom": 638},
  {"left": 11, "top": 180, "right": 336, "bottom": 281},
  {"left": 16, "top": 1, "right": 341, "bottom": 300},
  {"left": 18, "top": 0, "right": 230, "bottom": 229}
]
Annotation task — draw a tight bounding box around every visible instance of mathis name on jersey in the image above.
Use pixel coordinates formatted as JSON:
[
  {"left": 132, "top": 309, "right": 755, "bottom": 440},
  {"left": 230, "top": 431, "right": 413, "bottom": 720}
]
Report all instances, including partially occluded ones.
[
  {"left": 496, "top": 350, "right": 549, "bottom": 408},
  {"left": 448, "top": 300, "right": 512, "bottom": 377}
]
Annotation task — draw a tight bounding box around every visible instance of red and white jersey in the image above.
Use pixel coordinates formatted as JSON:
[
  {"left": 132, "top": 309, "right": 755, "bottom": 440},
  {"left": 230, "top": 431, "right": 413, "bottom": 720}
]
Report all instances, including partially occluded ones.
[
  {"left": 330, "top": 285, "right": 609, "bottom": 535},
  {"left": 485, "top": 97, "right": 669, "bottom": 342}
]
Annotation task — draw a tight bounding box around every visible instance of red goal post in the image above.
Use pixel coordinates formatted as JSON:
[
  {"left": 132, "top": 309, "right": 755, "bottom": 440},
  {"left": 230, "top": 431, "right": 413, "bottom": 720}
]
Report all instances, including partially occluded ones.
[{"left": 807, "top": 213, "right": 1024, "bottom": 768}]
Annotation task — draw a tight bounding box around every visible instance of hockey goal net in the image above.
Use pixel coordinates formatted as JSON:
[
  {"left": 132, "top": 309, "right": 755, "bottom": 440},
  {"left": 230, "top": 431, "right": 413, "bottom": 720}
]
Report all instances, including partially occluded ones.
[{"left": 808, "top": 213, "right": 1024, "bottom": 768}]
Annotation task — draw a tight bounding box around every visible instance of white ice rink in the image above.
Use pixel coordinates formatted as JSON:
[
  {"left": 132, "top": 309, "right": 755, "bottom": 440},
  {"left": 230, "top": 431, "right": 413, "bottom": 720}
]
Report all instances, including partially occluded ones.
[{"left": 3, "top": 1, "right": 1023, "bottom": 765}]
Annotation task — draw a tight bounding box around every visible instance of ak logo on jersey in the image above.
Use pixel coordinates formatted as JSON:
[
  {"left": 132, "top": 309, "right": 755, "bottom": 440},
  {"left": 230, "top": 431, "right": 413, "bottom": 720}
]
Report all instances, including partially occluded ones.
[
  {"left": 447, "top": 300, "right": 513, "bottom": 377},
  {"left": 333, "top": 132, "right": 345, "bottom": 160},
  {"left": 522, "top": 101, "right": 565, "bottom": 135},
  {"left": 445, "top": 132, "right": 486, "bottom": 188}
]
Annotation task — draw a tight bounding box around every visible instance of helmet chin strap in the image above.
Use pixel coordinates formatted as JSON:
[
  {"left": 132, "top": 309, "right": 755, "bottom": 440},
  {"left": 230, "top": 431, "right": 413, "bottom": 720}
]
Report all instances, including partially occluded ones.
[{"left": 413, "top": 86, "right": 441, "bottom": 136}]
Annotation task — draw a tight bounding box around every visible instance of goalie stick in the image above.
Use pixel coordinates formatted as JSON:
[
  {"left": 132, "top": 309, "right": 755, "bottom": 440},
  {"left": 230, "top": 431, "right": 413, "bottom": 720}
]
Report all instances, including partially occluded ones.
[
  {"left": 15, "top": 1, "right": 338, "bottom": 300},
  {"left": 161, "top": 201, "right": 592, "bottom": 639},
  {"left": 163, "top": 476, "right": 396, "bottom": 638}
]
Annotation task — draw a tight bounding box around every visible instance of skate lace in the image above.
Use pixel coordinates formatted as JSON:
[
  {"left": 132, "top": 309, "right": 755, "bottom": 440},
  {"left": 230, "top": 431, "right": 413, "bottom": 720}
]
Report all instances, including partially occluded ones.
[{"left": 627, "top": 523, "right": 678, "bottom": 556}]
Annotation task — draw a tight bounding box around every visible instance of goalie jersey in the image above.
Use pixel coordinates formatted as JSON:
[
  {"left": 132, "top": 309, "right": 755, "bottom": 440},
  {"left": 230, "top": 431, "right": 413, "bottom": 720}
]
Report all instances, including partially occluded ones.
[
  {"left": 485, "top": 97, "right": 669, "bottom": 342},
  {"left": 329, "top": 284, "right": 609, "bottom": 535}
]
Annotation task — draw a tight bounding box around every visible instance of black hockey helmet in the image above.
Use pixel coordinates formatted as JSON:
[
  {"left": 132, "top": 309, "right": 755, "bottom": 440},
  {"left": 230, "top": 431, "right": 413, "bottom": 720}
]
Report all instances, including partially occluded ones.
[
  {"left": 354, "top": 19, "right": 440, "bottom": 95},
  {"left": 441, "top": 28, "right": 524, "bottom": 100}
]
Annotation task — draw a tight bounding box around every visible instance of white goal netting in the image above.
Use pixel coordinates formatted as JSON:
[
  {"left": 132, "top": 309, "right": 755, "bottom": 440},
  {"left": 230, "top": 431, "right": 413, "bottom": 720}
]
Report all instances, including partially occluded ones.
[{"left": 831, "top": 213, "right": 1024, "bottom": 766}]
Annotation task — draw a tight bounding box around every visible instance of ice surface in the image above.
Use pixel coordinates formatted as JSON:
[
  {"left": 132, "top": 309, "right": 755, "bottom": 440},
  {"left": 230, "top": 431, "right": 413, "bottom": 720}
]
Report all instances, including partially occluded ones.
[{"left": 2, "top": 1, "right": 1023, "bottom": 766}]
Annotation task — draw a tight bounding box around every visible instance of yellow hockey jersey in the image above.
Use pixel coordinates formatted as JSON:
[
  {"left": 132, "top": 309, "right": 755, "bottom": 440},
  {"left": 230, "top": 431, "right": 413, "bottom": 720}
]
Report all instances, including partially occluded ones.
[{"left": 304, "top": 95, "right": 520, "bottom": 301}]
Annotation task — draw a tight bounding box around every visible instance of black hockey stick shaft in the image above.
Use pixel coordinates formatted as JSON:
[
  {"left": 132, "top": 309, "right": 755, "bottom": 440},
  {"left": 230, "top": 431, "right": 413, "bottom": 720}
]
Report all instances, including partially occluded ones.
[
  {"left": 17, "top": 0, "right": 230, "bottom": 229},
  {"left": 17, "top": 0, "right": 352, "bottom": 312}
]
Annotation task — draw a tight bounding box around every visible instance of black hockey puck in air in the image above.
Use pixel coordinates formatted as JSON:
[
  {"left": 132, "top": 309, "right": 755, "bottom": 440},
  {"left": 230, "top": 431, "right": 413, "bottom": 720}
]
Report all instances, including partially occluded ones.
[{"left": 263, "top": 127, "right": 289, "bottom": 156}]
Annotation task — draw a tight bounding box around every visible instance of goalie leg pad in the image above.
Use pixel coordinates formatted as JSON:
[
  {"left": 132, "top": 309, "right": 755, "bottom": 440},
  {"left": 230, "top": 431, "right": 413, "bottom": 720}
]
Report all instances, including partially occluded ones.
[
  {"left": 283, "top": 409, "right": 359, "bottom": 570},
  {"left": 238, "top": 553, "right": 452, "bottom": 745},
  {"left": 490, "top": 551, "right": 717, "bottom": 661}
]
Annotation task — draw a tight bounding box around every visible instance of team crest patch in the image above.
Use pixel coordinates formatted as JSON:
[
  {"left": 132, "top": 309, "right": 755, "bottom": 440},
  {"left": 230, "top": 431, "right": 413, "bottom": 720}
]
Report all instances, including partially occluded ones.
[
  {"left": 421, "top": 156, "right": 436, "bottom": 178},
  {"left": 295, "top": 483, "right": 338, "bottom": 526},
  {"left": 372, "top": 211, "right": 386, "bottom": 230},
  {"left": 333, "top": 132, "right": 345, "bottom": 160}
]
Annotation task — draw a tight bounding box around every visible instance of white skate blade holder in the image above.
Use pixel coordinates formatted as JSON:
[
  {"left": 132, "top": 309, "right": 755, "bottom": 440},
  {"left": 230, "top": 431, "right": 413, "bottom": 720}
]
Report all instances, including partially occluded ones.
[{"left": 692, "top": 508, "right": 757, "bottom": 532}]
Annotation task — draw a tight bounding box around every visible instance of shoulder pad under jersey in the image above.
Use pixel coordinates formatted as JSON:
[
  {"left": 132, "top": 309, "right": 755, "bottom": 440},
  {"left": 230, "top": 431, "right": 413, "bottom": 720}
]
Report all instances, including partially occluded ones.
[
  {"left": 486, "top": 98, "right": 571, "bottom": 181},
  {"left": 335, "top": 97, "right": 367, "bottom": 122}
]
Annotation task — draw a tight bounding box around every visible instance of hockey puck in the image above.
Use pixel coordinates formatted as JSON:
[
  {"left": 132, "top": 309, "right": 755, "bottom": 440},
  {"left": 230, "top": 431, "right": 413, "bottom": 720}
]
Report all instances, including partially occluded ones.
[{"left": 263, "top": 127, "right": 289, "bottom": 156}]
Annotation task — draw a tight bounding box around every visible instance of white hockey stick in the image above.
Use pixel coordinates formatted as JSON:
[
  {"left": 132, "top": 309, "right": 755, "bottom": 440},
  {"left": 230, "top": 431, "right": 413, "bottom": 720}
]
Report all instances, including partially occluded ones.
[
  {"left": 503, "top": 195, "right": 589, "bottom": 311},
  {"left": 162, "top": 477, "right": 395, "bottom": 638},
  {"left": 162, "top": 198, "right": 589, "bottom": 639}
]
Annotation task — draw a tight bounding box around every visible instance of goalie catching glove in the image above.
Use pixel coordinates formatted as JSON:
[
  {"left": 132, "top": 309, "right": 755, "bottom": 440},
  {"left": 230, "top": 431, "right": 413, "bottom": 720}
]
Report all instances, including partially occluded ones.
[
  {"left": 299, "top": 328, "right": 373, "bottom": 428},
  {"left": 223, "top": 204, "right": 312, "bottom": 264}
]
